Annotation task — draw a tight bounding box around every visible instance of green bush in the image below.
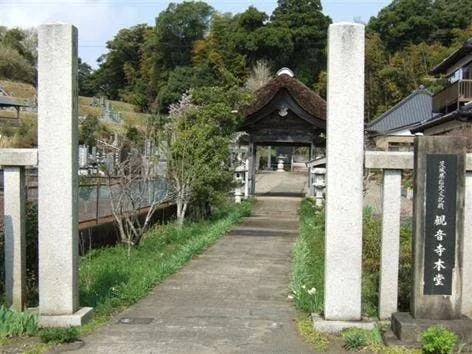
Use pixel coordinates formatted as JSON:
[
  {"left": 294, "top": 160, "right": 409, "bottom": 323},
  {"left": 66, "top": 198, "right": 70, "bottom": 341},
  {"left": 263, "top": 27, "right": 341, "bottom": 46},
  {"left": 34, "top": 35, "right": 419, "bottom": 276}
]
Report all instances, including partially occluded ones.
[
  {"left": 39, "top": 327, "right": 79, "bottom": 344},
  {"left": 0, "top": 45, "right": 36, "bottom": 84},
  {"left": 421, "top": 326, "right": 457, "bottom": 354},
  {"left": 398, "top": 222, "right": 413, "bottom": 311},
  {"left": 294, "top": 201, "right": 414, "bottom": 317},
  {"left": 343, "top": 328, "right": 370, "bottom": 350},
  {"left": 0, "top": 305, "right": 38, "bottom": 338},
  {"left": 342, "top": 327, "right": 383, "bottom": 351},
  {"left": 362, "top": 208, "right": 382, "bottom": 316}
]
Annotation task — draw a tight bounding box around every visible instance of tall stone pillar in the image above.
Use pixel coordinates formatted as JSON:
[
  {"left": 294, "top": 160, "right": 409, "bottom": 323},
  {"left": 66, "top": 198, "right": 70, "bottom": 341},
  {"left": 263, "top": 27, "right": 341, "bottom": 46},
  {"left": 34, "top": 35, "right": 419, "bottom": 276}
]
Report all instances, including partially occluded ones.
[
  {"left": 324, "top": 23, "right": 365, "bottom": 321},
  {"left": 38, "top": 23, "right": 92, "bottom": 326}
]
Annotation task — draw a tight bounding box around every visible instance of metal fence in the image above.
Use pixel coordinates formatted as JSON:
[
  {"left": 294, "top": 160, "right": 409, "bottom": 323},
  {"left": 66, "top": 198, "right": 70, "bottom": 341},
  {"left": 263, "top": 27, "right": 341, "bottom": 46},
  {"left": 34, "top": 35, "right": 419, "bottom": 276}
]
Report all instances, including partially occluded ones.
[
  {"left": 0, "top": 169, "right": 171, "bottom": 224},
  {"left": 78, "top": 177, "right": 171, "bottom": 223}
]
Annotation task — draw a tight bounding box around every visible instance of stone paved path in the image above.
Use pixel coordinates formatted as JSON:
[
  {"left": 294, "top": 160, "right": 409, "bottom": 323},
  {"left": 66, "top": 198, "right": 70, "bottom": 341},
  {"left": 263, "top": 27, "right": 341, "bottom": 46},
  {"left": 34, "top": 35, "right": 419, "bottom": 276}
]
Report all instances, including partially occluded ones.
[{"left": 71, "top": 197, "right": 314, "bottom": 354}]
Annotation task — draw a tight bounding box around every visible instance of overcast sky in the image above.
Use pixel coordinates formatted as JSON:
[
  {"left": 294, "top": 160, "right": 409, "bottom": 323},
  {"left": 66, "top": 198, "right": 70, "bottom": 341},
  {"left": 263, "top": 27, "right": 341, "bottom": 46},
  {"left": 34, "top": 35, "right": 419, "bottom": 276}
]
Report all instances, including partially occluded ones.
[{"left": 0, "top": 0, "right": 389, "bottom": 67}]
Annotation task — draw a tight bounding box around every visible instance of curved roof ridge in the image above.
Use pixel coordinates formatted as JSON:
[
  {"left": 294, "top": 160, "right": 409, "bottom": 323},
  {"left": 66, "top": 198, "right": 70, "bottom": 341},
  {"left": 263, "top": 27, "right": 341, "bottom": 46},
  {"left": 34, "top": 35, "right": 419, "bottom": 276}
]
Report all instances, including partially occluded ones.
[{"left": 242, "top": 73, "right": 326, "bottom": 121}]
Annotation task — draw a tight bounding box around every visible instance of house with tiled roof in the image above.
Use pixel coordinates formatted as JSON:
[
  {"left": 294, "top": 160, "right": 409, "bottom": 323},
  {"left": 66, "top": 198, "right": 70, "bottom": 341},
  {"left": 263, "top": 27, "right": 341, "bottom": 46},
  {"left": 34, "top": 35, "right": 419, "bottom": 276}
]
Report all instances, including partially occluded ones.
[
  {"left": 412, "top": 38, "right": 472, "bottom": 149},
  {"left": 366, "top": 86, "right": 433, "bottom": 151}
]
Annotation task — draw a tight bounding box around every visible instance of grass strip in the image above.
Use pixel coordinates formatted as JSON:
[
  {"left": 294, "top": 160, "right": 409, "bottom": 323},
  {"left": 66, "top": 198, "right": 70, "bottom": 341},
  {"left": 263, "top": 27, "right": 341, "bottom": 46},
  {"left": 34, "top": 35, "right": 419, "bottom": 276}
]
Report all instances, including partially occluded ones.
[
  {"left": 296, "top": 317, "right": 329, "bottom": 352},
  {"left": 18, "top": 200, "right": 252, "bottom": 353},
  {"left": 362, "top": 208, "right": 413, "bottom": 316},
  {"left": 78, "top": 200, "right": 253, "bottom": 333},
  {"left": 291, "top": 198, "right": 325, "bottom": 313},
  {"left": 292, "top": 199, "right": 413, "bottom": 316},
  {"left": 292, "top": 199, "right": 420, "bottom": 353}
]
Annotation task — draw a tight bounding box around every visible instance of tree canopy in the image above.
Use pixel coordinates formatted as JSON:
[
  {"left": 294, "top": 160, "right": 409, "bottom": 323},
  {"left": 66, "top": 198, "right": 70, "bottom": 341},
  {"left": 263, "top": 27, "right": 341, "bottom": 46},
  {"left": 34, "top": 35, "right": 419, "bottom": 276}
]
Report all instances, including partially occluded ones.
[
  {"left": 2, "top": 0, "right": 472, "bottom": 122},
  {"left": 0, "top": 26, "right": 37, "bottom": 84},
  {"left": 368, "top": 0, "right": 472, "bottom": 52},
  {"left": 3, "top": 0, "right": 472, "bottom": 225},
  {"left": 76, "top": 0, "right": 331, "bottom": 113}
]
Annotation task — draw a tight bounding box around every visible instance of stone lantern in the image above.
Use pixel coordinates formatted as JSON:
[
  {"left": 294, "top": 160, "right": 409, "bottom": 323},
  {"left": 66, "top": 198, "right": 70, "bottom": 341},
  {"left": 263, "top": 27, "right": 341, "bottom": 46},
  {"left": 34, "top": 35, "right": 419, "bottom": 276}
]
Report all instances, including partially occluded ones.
[
  {"left": 313, "top": 167, "right": 326, "bottom": 207},
  {"left": 277, "top": 155, "right": 285, "bottom": 172},
  {"left": 234, "top": 163, "right": 248, "bottom": 203}
]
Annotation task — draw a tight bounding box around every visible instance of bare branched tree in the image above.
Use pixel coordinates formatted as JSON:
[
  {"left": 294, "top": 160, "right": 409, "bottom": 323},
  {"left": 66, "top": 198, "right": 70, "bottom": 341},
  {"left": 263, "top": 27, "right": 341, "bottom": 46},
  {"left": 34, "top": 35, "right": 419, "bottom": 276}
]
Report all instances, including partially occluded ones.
[
  {"left": 105, "top": 147, "right": 172, "bottom": 247},
  {"left": 245, "top": 60, "right": 272, "bottom": 92}
]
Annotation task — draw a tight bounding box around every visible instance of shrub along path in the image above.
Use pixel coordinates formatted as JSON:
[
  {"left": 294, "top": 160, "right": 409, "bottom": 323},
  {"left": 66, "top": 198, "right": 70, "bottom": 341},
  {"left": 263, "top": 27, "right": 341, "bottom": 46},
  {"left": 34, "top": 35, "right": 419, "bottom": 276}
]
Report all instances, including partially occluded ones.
[{"left": 72, "top": 197, "right": 314, "bottom": 353}]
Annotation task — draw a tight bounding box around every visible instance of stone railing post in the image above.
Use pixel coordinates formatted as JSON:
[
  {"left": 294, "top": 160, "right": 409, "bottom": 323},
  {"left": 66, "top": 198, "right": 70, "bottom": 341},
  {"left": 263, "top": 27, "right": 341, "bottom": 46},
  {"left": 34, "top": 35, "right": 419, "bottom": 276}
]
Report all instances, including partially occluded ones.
[
  {"left": 364, "top": 151, "right": 413, "bottom": 320},
  {"left": 378, "top": 169, "right": 402, "bottom": 319},
  {"left": 1, "top": 149, "right": 38, "bottom": 310},
  {"left": 4, "top": 167, "right": 26, "bottom": 311}
]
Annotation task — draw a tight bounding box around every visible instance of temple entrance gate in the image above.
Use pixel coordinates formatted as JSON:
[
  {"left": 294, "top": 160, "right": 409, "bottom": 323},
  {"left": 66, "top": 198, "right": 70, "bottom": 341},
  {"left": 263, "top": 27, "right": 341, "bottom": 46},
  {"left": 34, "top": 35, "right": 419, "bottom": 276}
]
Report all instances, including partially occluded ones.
[{"left": 240, "top": 68, "right": 327, "bottom": 196}]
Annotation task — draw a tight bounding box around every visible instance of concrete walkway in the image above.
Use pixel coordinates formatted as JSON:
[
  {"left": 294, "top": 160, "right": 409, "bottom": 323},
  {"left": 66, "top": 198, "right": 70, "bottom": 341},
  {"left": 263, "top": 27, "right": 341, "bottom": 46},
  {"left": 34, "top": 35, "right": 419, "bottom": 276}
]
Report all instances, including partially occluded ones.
[
  {"left": 255, "top": 171, "right": 308, "bottom": 196},
  {"left": 72, "top": 197, "right": 314, "bottom": 354}
]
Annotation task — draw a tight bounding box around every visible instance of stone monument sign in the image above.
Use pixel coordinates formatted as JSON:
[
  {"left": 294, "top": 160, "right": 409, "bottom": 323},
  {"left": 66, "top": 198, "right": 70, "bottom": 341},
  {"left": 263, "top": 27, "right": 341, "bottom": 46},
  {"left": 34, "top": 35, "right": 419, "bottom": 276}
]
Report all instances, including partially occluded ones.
[
  {"left": 391, "top": 136, "right": 472, "bottom": 345},
  {"left": 412, "top": 136, "right": 466, "bottom": 320}
]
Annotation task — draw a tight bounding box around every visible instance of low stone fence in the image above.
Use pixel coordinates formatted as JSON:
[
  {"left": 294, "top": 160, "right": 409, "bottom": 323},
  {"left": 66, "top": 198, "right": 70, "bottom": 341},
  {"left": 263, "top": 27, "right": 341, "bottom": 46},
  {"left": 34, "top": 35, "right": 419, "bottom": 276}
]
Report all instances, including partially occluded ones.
[{"left": 364, "top": 151, "right": 472, "bottom": 320}]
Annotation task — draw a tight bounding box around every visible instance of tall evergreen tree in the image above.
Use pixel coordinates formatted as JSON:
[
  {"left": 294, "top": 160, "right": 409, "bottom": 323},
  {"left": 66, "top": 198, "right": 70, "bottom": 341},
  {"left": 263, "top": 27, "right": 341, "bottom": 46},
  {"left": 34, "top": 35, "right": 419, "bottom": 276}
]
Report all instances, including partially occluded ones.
[
  {"left": 368, "top": 0, "right": 472, "bottom": 52},
  {"left": 94, "top": 24, "right": 152, "bottom": 106},
  {"left": 152, "top": 2, "right": 214, "bottom": 71},
  {"left": 269, "top": 0, "right": 331, "bottom": 85},
  {"left": 368, "top": 0, "right": 434, "bottom": 53},
  {"left": 148, "top": 1, "right": 214, "bottom": 111},
  {"left": 431, "top": 0, "right": 472, "bottom": 45}
]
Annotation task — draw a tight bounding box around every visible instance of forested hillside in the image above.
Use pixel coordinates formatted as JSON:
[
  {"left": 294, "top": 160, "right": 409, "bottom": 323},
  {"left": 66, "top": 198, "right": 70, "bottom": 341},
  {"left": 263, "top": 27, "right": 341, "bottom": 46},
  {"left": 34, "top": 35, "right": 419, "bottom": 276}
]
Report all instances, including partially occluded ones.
[
  {"left": 1, "top": 0, "right": 472, "bottom": 121},
  {"left": 365, "top": 0, "right": 472, "bottom": 120}
]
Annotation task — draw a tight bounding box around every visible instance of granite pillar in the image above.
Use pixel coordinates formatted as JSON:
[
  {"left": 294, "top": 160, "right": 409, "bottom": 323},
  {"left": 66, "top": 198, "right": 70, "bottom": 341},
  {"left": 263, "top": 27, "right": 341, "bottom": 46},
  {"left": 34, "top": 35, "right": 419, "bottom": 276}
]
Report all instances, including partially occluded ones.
[
  {"left": 324, "top": 22, "right": 365, "bottom": 321},
  {"left": 37, "top": 23, "right": 93, "bottom": 326}
]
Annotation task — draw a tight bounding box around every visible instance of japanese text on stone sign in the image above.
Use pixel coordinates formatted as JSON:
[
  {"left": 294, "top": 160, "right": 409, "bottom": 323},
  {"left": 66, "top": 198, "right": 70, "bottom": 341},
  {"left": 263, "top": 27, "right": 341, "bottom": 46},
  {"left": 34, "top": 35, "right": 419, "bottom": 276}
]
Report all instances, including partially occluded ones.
[
  {"left": 433, "top": 160, "right": 447, "bottom": 286},
  {"left": 424, "top": 154, "right": 456, "bottom": 295}
]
